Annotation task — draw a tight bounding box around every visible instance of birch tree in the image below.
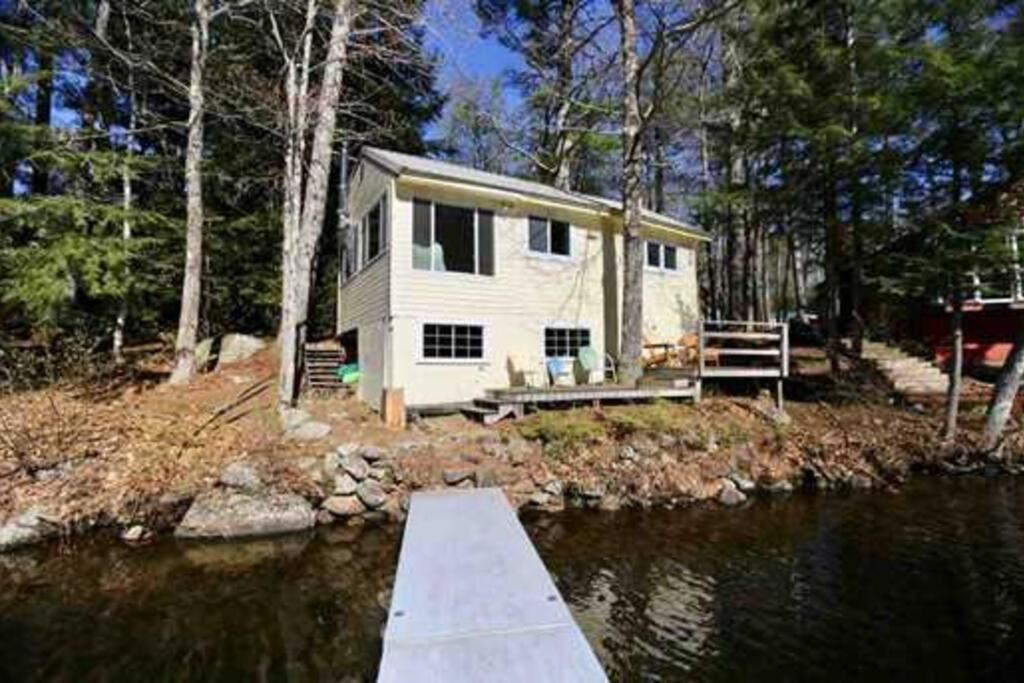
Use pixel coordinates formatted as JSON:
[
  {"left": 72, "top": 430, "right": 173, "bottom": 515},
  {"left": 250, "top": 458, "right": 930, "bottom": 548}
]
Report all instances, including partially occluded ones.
[
  {"left": 271, "top": 0, "right": 353, "bottom": 408},
  {"left": 169, "top": 0, "right": 211, "bottom": 384},
  {"left": 614, "top": 0, "right": 644, "bottom": 386}
]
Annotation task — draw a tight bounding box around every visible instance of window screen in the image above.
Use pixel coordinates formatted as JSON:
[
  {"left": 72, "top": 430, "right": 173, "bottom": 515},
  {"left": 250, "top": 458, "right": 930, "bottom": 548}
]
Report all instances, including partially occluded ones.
[
  {"left": 423, "top": 324, "right": 484, "bottom": 359},
  {"left": 647, "top": 242, "right": 661, "bottom": 267},
  {"left": 529, "top": 216, "right": 548, "bottom": 253},
  {"left": 544, "top": 327, "right": 591, "bottom": 358},
  {"left": 664, "top": 245, "right": 678, "bottom": 270},
  {"left": 550, "top": 220, "right": 570, "bottom": 256}
]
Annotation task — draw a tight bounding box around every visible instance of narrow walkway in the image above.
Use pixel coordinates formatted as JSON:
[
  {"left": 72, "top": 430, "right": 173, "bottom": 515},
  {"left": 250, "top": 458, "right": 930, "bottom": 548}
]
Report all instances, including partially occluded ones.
[{"left": 377, "top": 488, "right": 607, "bottom": 683}]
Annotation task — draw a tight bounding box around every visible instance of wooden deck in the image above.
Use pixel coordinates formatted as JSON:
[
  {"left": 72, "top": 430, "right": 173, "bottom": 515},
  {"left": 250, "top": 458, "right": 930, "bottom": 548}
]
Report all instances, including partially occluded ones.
[{"left": 377, "top": 489, "right": 607, "bottom": 683}]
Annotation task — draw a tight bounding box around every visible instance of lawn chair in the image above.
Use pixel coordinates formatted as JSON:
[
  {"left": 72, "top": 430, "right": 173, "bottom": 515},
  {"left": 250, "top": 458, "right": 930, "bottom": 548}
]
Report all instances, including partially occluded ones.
[
  {"left": 575, "top": 346, "right": 602, "bottom": 384},
  {"left": 546, "top": 357, "right": 575, "bottom": 386}
]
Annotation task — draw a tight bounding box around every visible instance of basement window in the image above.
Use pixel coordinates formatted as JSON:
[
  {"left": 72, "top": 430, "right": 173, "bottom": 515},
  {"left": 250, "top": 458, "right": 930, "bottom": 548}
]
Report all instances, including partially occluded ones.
[
  {"left": 413, "top": 199, "right": 494, "bottom": 275},
  {"left": 544, "top": 327, "right": 591, "bottom": 359},
  {"left": 423, "top": 323, "right": 484, "bottom": 360},
  {"left": 529, "top": 217, "right": 571, "bottom": 257}
]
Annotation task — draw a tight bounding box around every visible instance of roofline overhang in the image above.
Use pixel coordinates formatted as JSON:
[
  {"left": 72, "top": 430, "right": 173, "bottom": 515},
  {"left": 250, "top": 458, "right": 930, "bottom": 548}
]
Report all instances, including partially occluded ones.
[{"left": 362, "top": 149, "right": 710, "bottom": 242}]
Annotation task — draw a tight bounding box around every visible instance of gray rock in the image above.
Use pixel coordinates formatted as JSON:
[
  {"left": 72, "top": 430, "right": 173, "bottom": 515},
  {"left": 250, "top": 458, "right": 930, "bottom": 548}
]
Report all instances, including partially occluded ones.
[
  {"left": 121, "top": 525, "right": 150, "bottom": 543},
  {"left": 620, "top": 446, "right": 640, "bottom": 463},
  {"left": 718, "top": 480, "right": 747, "bottom": 507},
  {"left": 34, "top": 462, "right": 73, "bottom": 482},
  {"left": 765, "top": 479, "right": 795, "bottom": 494},
  {"left": 219, "top": 461, "right": 261, "bottom": 492},
  {"left": 316, "top": 509, "right": 335, "bottom": 526},
  {"left": 529, "top": 491, "right": 552, "bottom": 507},
  {"left": 334, "top": 473, "right": 358, "bottom": 496},
  {"left": 174, "top": 491, "right": 315, "bottom": 540},
  {"left": 356, "top": 480, "right": 387, "bottom": 509},
  {"left": 0, "top": 508, "right": 60, "bottom": 552},
  {"left": 323, "top": 495, "right": 365, "bottom": 517},
  {"left": 285, "top": 420, "right": 331, "bottom": 442},
  {"left": 598, "top": 494, "right": 623, "bottom": 511},
  {"left": 729, "top": 472, "right": 757, "bottom": 493},
  {"left": 442, "top": 468, "right": 475, "bottom": 486},
  {"left": 542, "top": 479, "right": 564, "bottom": 497},
  {"left": 217, "top": 333, "right": 266, "bottom": 365},
  {"left": 340, "top": 454, "right": 370, "bottom": 481},
  {"left": 357, "top": 446, "right": 387, "bottom": 462},
  {"left": 368, "top": 466, "right": 389, "bottom": 481},
  {"left": 335, "top": 442, "right": 360, "bottom": 458}
]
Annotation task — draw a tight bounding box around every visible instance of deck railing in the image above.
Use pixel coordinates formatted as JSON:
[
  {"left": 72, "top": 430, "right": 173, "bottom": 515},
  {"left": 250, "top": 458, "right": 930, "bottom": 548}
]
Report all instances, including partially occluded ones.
[{"left": 698, "top": 319, "right": 790, "bottom": 380}]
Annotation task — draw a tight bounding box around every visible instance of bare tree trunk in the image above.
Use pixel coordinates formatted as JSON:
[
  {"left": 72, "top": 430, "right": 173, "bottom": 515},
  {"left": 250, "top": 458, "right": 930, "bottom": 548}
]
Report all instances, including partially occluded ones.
[
  {"left": 169, "top": 0, "right": 210, "bottom": 385},
  {"left": 550, "top": 0, "right": 577, "bottom": 191},
  {"left": 982, "top": 322, "right": 1024, "bottom": 455},
  {"left": 113, "top": 5, "right": 133, "bottom": 365},
  {"left": 278, "top": 0, "right": 352, "bottom": 408},
  {"left": 790, "top": 231, "right": 805, "bottom": 316},
  {"left": 942, "top": 302, "right": 964, "bottom": 445},
  {"left": 824, "top": 163, "right": 841, "bottom": 376},
  {"left": 615, "top": 0, "right": 644, "bottom": 386}
]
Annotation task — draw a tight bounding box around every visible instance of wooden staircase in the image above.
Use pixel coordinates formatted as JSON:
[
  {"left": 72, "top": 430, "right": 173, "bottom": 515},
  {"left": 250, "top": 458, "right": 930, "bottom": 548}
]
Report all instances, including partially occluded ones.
[
  {"left": 303, "top": 344, "right": 351, "bottom": 393},
  {"left": 861, "top": 341, "right": 948, "bottom": 400}
]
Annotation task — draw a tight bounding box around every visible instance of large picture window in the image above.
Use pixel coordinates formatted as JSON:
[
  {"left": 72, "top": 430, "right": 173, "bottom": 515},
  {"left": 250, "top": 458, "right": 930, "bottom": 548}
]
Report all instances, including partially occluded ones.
[
  {"left": 528, "top": 217, "right": 571, "bottom": 257},
  {"left": 423, "top": 323, "right": 484, "bottom": 360},
  {"left": 413, "top": 199, "right": 495, "bottom": 275},
  {"left": 544, "top": 327, "right": 591, "bottom": 359},
  {"left": 646, "top": 241, "right": 679, "bottom": 271}
]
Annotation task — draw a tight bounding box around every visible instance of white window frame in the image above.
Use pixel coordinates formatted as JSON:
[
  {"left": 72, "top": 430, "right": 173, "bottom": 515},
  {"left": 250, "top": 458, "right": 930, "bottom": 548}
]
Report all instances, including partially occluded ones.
[
  {"left": 416, "top": 320, "right": 489, "bottom": 365},
  {"left": 645, "top": 240, "right": 681, "bottom": 274},
  {"left": 414, "top": 199, "right": 496, "bottom": 276},
  {"left": 526, "top": 216, "right": 574, "bottom": 260},
  {"left": 542, "top": 325, "right": 593, "bottom": 360}
]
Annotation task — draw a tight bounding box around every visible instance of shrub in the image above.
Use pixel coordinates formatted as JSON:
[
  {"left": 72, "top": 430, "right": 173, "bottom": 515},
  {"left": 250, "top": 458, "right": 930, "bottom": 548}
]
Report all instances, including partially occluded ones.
[{"left": 518, "top": 409, "right": 605, "bottom": 455}]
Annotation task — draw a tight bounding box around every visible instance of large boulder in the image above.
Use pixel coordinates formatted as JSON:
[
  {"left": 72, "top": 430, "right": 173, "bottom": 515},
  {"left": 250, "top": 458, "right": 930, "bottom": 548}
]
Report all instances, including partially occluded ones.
[
  {"left": 217, "top": 334, "right": 266, "bottom": 366},
  {"left": 175, "top": 490, "right": 315, "bottom": 540},
  {"left": 0, "top": 507, "right": 60, "bottom": 552}
]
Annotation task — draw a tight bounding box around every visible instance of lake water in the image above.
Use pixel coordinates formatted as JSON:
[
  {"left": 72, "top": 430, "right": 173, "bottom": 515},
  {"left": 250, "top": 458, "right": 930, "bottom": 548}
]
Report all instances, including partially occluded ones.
[{"left": 3, "top": 478, "right": 1024, "bottom": 681}]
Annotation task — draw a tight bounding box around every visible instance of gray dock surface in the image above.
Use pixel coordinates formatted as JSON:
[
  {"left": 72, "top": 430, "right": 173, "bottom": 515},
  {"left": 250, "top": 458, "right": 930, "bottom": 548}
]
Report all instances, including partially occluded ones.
[{"left": 377, "top": 488, "right": 607, "bottom": 683}]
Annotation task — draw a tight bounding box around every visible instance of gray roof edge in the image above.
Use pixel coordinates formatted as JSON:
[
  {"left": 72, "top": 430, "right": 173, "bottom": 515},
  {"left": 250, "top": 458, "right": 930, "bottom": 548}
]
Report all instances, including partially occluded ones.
[{"left": 360, "top": 147, "right": 709, "bottom": 240}]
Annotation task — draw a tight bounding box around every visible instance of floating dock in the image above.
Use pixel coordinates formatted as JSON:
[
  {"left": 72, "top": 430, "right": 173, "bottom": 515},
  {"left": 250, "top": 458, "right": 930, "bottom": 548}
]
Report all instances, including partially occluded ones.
[{"left": 377, "top": 488, "right": 607, "bottom": 682}]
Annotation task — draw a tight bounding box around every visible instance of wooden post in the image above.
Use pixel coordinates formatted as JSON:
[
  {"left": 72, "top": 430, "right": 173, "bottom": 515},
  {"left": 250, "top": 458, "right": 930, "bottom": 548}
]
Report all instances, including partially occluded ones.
[
  {"left": 781, "top": 321, "right": 790, "bottom": 377},
  {"left": 382, "top": 388, "right": 406, "bottom": 429}
]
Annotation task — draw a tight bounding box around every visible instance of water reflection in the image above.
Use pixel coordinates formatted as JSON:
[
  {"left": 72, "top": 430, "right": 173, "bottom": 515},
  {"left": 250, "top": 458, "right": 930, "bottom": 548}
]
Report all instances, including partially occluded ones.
[{"left": 4, "top": 479, "right": 1024, "bottom": 681}]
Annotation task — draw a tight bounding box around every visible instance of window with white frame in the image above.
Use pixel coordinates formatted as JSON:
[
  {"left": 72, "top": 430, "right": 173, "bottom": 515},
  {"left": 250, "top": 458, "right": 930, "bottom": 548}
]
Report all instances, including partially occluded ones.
[
  {"left": 422, "top": 323, "right": 484, "bottom": 360},
  {"left": 646, "top": 241, "right": 679, "bottom": 271},
  {"left": 413, "top": 199, "right": 494, "bottom": 275},
  {"left": 529, "top": 216, "right": 571, "bottom": 257},
  {"left": 544, "top": 327, "right": 591, "bottom": 359}
]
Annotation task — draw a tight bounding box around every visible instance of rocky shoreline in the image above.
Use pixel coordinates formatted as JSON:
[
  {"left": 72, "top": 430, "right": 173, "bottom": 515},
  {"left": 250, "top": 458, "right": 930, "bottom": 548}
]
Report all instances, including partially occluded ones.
[{"left": 3, "top": 395, "right": 1007, "bottom": 553}]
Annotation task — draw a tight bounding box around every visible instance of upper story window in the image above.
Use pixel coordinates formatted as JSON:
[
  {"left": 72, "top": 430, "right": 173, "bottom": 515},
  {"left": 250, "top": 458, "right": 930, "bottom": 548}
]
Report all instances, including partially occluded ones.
[
  {"left": 529, "top": 216, "right": 571, "bottom": 257},
  {"left": 342, "top": 192, "right": 388, "bottom": 283},
  {"left": 413, "top": 199, "right": 494, "bottom": 276},
  {"left": 362, "top": 193, "right": 387, "bottom": 264},
  {"left": 646, "top": 241, "right": 679, "bottom": 272}
]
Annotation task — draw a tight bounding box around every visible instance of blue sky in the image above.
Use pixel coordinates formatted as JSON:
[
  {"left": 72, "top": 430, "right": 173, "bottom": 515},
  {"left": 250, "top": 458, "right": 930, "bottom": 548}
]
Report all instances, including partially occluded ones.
[{"left": 422, "top": 0, "right": 523, "bottom": 136}]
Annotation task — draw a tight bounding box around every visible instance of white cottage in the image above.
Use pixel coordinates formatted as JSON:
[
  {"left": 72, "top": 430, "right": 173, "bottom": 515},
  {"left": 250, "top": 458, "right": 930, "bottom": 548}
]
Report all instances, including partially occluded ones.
[{"left": 337, "top": 147, "right": 709, "bottom": 410}]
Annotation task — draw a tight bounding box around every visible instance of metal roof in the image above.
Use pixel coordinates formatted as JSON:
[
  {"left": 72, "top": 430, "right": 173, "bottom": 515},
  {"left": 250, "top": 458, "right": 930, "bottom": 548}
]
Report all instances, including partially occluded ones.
[{"left": 361, "top": 147, "right": 709, "bottom": 240}]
